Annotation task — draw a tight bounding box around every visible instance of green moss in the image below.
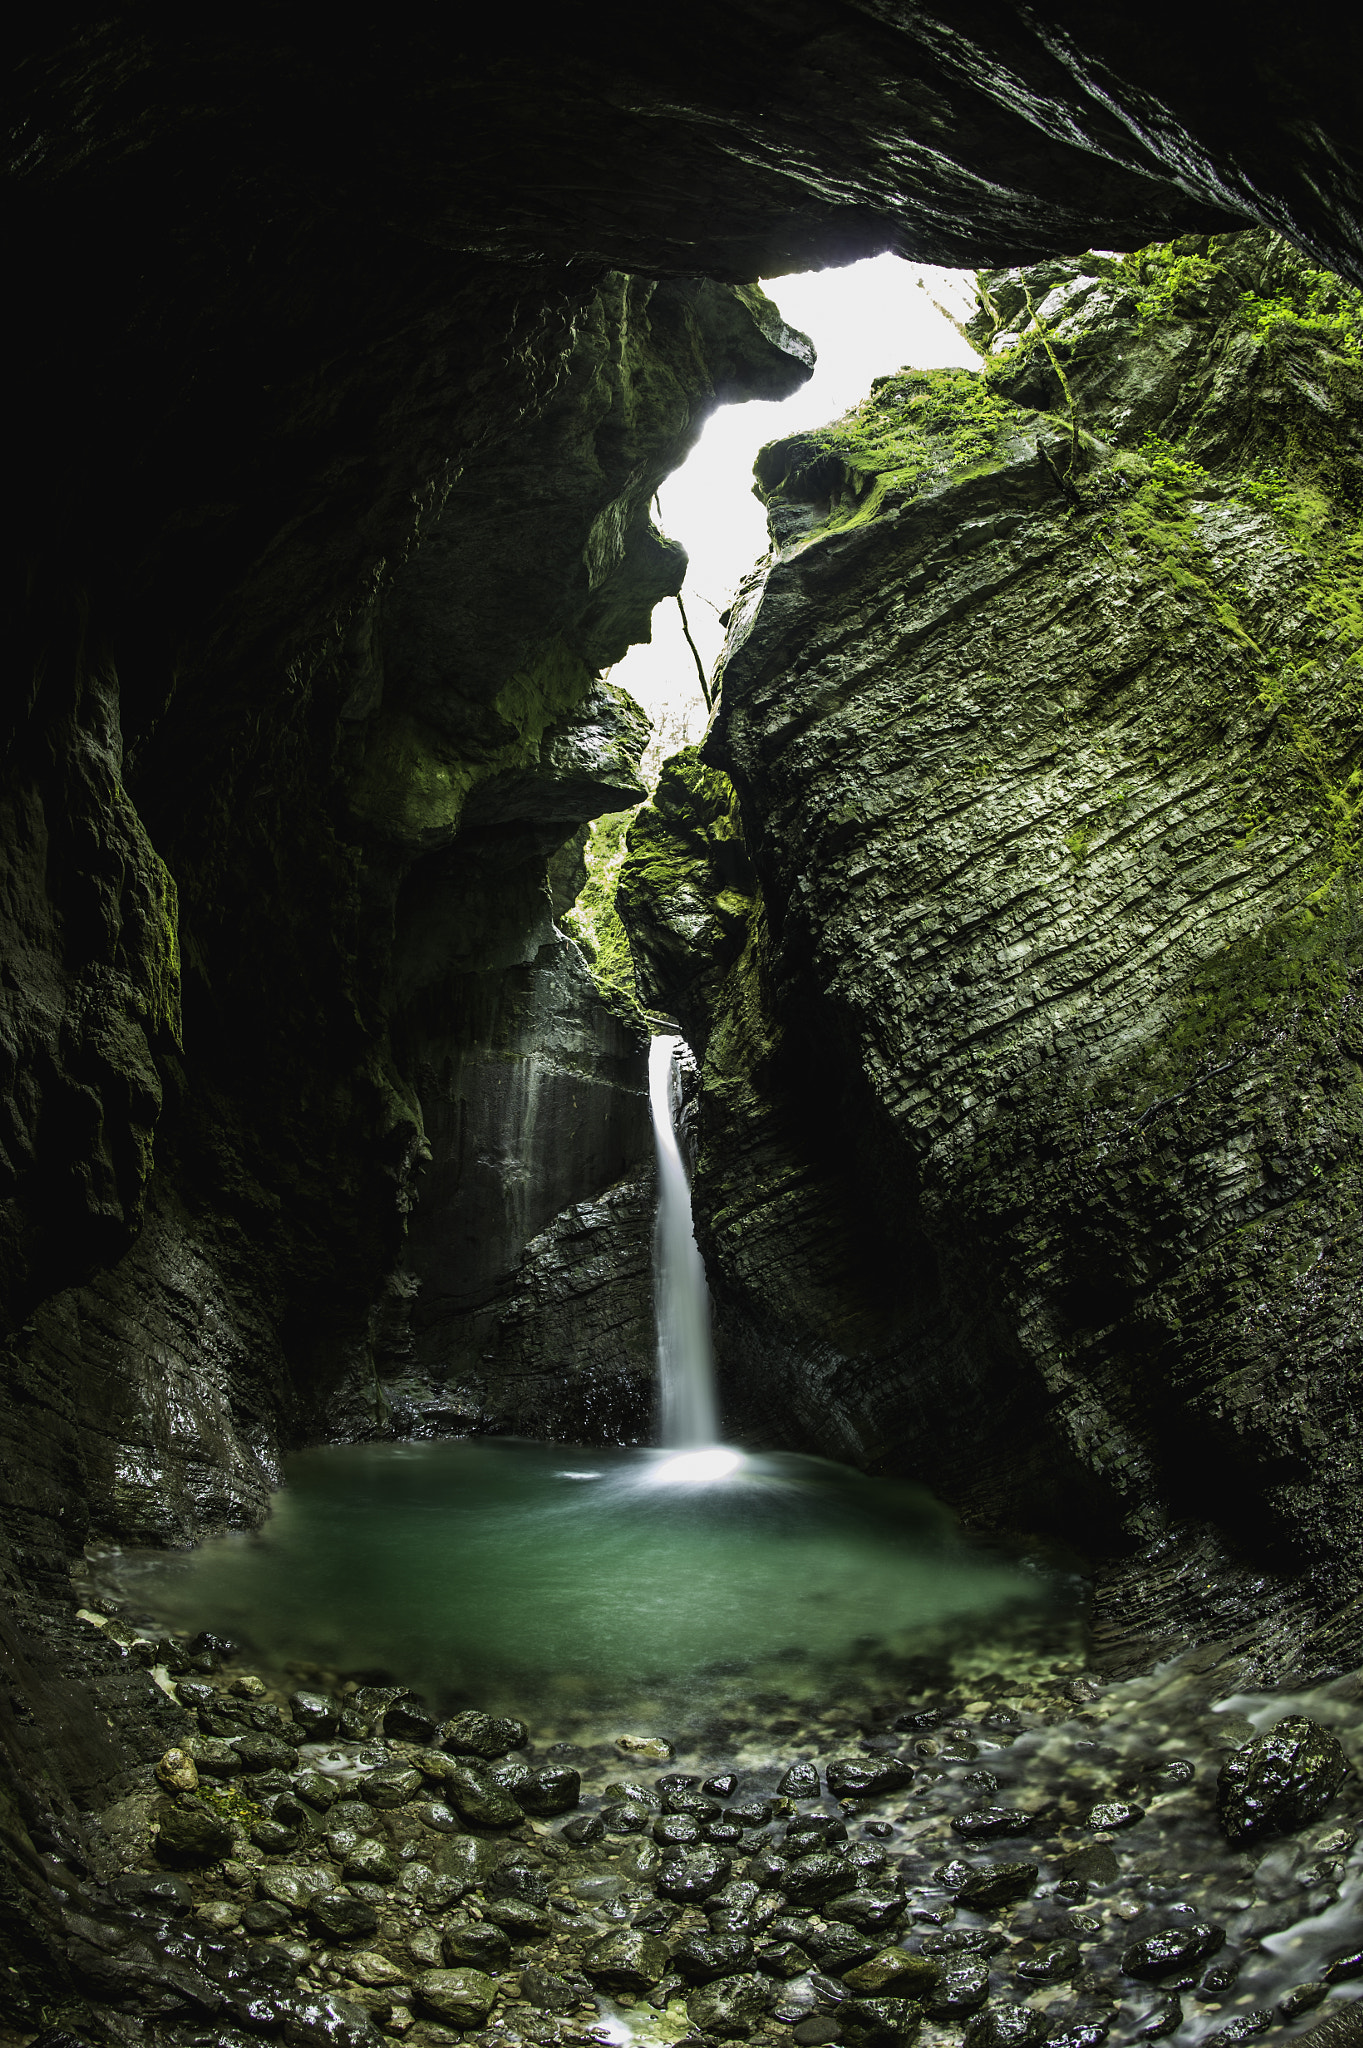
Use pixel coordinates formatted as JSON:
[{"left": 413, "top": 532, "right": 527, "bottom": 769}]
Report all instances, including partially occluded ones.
[
  {"left": 563, "top": 808, "right": 642, "bottom": 1006},
  {"left": 754, "top": 368, "right": 1018, "bottom": 542}
]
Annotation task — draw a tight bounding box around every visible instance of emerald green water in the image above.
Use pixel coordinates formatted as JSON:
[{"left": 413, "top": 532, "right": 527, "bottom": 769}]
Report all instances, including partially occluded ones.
[{"left": 103, "top": 1439, "right": 1077, "bottom": 1726}]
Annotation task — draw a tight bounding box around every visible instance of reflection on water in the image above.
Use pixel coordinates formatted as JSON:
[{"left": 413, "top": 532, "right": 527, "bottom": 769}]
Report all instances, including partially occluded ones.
[{"left": 98, "top": 1438, "right": 1080, "bottom": 1722}]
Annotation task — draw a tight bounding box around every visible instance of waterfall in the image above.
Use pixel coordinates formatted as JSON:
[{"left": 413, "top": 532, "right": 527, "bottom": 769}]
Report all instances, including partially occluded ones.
[{"left": 649, "top": 1033, "right": 720, "bottom": 1448}]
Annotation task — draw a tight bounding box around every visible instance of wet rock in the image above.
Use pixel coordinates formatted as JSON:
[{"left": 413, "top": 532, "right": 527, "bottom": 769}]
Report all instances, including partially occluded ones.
[
  {"left": 419, "top": 1756, "right": 522, "bottom": 1827},
  {"left": 344, "top": 1839, "right": 398, "bottom": 1884},
  {"left": 966, "top": 2009, "right": 1050, "bottom": 2048},
  {"left": 1121, "top": 1924, "right": 1225, "bottom": 1979},
  {"left": 955, "top": 1862, "right": 1039, "bottom": 1910},
  {"left": 656, "top": 1814, "right": 703, "bottom": 1847},
  {"left": 1016, "top": 1940, "right": 1080, "bottom": 1983},
  {"left": 826, "top": 1891, "right": 906, "bottom": 1933},
  {"left": 807, "top": 1926, "right": 882, "bottom": 1972},
  {"left": 926, "top": 1956, "right": 991, "bottom": 2017},
  {"left": 360, "top": 1764, "right": 423, "bottom": 1808},
  {"left": 413, "top": 1967, "right": 497, "bottom": 2026},
  {"left": 1217, "top": 1719, "right": 1350, "bottom": 1845},
  {"left": 779, "top": 1762, "right": 821, "bottom": 1799},
  {"left": 289, "top": 1691, "right": 340, "bottom": 1738},
  {"left": 236, "top": 1733, "right": 298, "bottom": 1773},
  {"left": 1203, "top": 2014, "right": 1273, "bottom": 2046},
  {"left": 439, "top": 1710, "right": 528, "bottom": 1759},
  {"left": 784, "top": 1852, "right": 856, "bottom": 1906},
  {"left": 659, "top": 1844, "right": 732, "bottom": 1902},
  {"left": 787, "top": 1815, "right": 849, "bottom": 1850},
  {"left": 156, "top": 1795, "right": 235, "bottom": 1865},
  {"left": 921, "top": 1931, "right": 1007, "bottom": 1959},
  {"left": 189, "top": 1736, "right": 244, "bottom": 1778},
  {"left": 602, "top": 1800, "right": 653, "bottom": 1834},
  {"left": 515, "top": 1764, "right": 580, "bottom": 1815},
  {"left": 583, "top": 1926, "right": 670, "bottom": 1991},
  {"left": 686, "top": 1971, "right": 775, "bottom": 2037},
  {"left": 1280, "top": 1984, "right": 1330, "bottom": 2018},
  {"left": 443, "top": 1922, "right": 512, "bottom": 1970},
  {"left": 828, "top": 1759, "right": 915, "bottom": 1800},
  {"left": 244, "top": 1900, "right": 294, "bottom": 1935},
  {"left": 1085, "top": 1802, "right": 1143, "bottom": 1831},
  {"left": 839, "top": 1994, "right": 923, "bottom": 2046},
  {"left": 481, "top": 1893, "right": 550, "bottom": 1937},
  {"left": 952, "top": 1809, "right": 1036, "bottom": 1841},
  {"left": 842, "top": 1948, "right": 941, "bottom": 1996},
  {"left": 561, "top": 1813, "right": 605, "bottom": 1845},
  {"left": 156, "top": 1747, "right": 200, "bottom": 1793},
  {"left": 757, "top": 1941, "right": 812, "bottom": 1979},
  {"left": 308, "top": 1893, "right": 380, "bottom": 1942},
  {"left": 673, "top": 1931, "right": 757, "bottom": 1981},
  {"left": 384, "top": 1700, "right": 439, "bottom": 1744}
]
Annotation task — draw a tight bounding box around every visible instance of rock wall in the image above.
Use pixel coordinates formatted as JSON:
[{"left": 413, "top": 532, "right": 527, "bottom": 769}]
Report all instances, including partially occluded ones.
[{"left": 619, "top": 230, "right": 1363, "bottom": 1676}]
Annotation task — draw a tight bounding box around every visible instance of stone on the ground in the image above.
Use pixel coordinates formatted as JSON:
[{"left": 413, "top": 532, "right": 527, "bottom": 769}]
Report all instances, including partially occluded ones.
[
  {"left": 827, "top": 1758, "right": 914, "bottom": 1799},
  {"left": 156, "top": 1796, "right": 234, "bottom": 1864},
  {"left": 964, "top": 2005, "right": 1049, "bottom": 2048},
  {"left": 308, "top": 1892, "right": 380, "bottom": 1941},
  {"left": 778, "top": 1761, "right": 821, "bottom": 1799},
  {"left": 658, "top": 1843, "right": 732, "bottom": 1901},
  {"left": 672, "top": 1931, "right": 756, "bottom": 1981},
  {"left": 583, "top": 1927, "right": 670, "bottom": 1991},
  {"left": 955, "top": 1861, "right": 1039, "bottom": 1909},
  {"left": 1121, "top": 1924, "right": 1225, "bottom": 1979},
  {"left": 413, "top": 1967, "right": 497, "bottom": 2026},
  {"left": 438, "top": 1709, "right": 528, "bottom": 1758},
  {"left": 926, "top": 1955, "right": 991, "bottom": 2016},
  {"left": 843, "top": 1949, "right": 941, "bottom": 1996},
  {"left": 686, "top": 1971, "right": 774, "bottom": 2037},
  {"left": 1217, "top": 1717, "right": 1349, "bottom": 1845}
]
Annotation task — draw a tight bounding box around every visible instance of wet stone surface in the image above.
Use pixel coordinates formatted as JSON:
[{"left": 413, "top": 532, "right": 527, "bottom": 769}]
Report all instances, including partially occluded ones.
[{"left": 43, "top": 1605, "right": 1363, "bottom": 2048}]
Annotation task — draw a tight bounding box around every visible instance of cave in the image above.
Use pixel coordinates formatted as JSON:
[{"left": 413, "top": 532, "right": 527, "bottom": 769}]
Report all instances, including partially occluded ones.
[{"left": 4, "top": 14, "right": 1362, "bottom": 2045}]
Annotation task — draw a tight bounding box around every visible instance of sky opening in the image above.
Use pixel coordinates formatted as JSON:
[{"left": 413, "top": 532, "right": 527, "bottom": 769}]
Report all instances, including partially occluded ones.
[{"left": 616, "top": 255, "right": 980, "bottom": 779}]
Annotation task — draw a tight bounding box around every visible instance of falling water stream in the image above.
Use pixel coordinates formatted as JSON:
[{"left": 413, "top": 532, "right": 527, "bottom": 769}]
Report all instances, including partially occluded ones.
[{"left": 649, "top": 1032, "right": 722, "bottom": 1456}]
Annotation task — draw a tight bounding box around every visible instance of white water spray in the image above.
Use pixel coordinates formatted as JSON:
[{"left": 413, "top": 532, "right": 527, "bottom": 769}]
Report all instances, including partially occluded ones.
[{"left": 648, "top": 1033, "right": 721, "bottom": 1450}]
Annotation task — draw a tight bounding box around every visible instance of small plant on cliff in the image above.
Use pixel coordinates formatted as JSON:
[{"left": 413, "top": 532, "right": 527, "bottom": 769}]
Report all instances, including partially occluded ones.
[{"left": 563, "top": 809, "right": 641, "bottom": 1007}]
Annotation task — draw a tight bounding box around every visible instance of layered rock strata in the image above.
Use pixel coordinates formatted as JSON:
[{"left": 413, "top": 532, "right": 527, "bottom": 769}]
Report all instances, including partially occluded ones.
[{"left": 620, "top": 231, "right": 1363, "bottom": 1674}]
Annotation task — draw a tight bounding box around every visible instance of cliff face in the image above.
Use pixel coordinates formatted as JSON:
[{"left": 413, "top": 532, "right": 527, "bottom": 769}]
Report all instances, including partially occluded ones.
[{"left": 620, "top": 231, "right": 1363, "bottom": 1674}]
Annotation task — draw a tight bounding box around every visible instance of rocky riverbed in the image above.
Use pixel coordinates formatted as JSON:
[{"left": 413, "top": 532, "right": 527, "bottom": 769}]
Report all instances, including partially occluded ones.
[{"left": 41, "top": 1607, "right": 1362, "bottom": 2048}]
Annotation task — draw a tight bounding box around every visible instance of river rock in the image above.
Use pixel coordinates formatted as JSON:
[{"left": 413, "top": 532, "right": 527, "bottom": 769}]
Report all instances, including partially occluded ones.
[
  {"left": 955, "top": 1862, "right": 1039, "bottom": 1909},
  {"left": 686, "top": 1972, "right": 775, "bottom": 2037},
  {"left": 952, "top": 1808, "right": 1037, "bottom": 1841},
  {"left": 778, "top": 1762, "right": 821, "bottom": 1800},
  {"left": 1121, "top": 1923, "right": 1225, "bottom": 1979},
  {"left": 839, "top": 1995, "right": 923, "bottom": 2046},
  {"left": 156, "top": 1796, "right": 234, "bottom": 1865},
  {"left": 414, "top": 1967, "right": 497, "bottom": 2026},
  {"left": 1216, "top": 1718, "right": 1349, "bottom": 1845},
  {"left": 583, "top": 1927, "right": 670, "bottom": 1991},
  {"left": 439, "top": 1710, "right": 528, "bottom": 1759},
  {"left": 443, "top": 1922, "right": 512, "bottom": 1970},
  {"left": 843, "top": 1948, "right": 941, "bottom": 1996},
  {"left": 360, "top": 1763, "right": 423, "bottom": 1808},
  {"left": 659, "top": 1844, "right": 732, "bottom": 1901},
  {"left": 926, "top": 1955, "right": 991, "bottom": 2016},
  {"left": 309, "top": 1893, "right": 380, "bottom": 1942},
  {"left": 672, "top": 1931, "right": 757, "bottom": 1981},
  {"left": 964, "top": 2005, "right": 1050, "bottom": 2048},
  {"left": 827, "top": 1758, "right": 914, "bottom": 1799}
]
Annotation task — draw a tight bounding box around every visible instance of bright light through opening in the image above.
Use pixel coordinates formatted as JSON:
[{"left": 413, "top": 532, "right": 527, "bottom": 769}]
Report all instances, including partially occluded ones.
[{"left": 652, "top": 1446, "right": 744, "bottom": 1485}]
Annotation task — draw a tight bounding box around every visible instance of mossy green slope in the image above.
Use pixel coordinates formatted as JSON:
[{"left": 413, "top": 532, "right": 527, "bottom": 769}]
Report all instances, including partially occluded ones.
[{"left": 619, "top": 229, "right": 1363, "bottom": 1671}]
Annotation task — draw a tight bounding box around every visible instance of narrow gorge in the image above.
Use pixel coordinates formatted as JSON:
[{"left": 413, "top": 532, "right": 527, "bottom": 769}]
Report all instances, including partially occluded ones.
[{"left": 3, "top": 17, "right": 1362, "bottom": 2048}]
